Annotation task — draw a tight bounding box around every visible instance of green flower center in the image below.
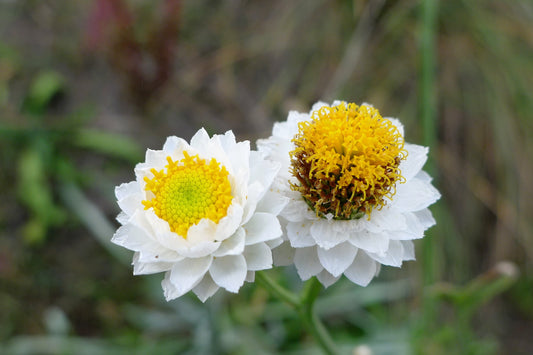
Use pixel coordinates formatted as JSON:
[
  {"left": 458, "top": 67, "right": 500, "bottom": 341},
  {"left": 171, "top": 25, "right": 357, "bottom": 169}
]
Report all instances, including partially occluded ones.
[{"left": 142, "top": 151, "right": 233, "bottom": 237}]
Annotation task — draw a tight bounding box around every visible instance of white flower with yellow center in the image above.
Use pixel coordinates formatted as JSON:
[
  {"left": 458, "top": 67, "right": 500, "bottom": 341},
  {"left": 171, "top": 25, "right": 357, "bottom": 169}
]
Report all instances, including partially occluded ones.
[
  {"left": 112, "top": 128, "right": 288, "bottom": 301},
  {"left": 258, "top": 101, "right": 441, "bottom": 287}
]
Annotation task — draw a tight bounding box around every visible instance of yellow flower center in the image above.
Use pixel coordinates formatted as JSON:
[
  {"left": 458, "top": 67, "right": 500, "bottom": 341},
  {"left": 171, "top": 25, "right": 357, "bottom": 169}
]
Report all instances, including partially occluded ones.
[
  {"left": 142, "top": 151, "right": 233, "bottom": 237},
  {"left": 290, "top": 102, "right": 407, "bottom": 219}
]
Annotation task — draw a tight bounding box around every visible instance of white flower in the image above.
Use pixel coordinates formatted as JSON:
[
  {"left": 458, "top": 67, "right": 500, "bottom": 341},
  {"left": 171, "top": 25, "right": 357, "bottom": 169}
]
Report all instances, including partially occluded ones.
[
  {"left": 112, "top": 128, "right": 288, "bottom": 301},
  {"left": 258, "top": 101, "right": 441, "bottom": 287}
]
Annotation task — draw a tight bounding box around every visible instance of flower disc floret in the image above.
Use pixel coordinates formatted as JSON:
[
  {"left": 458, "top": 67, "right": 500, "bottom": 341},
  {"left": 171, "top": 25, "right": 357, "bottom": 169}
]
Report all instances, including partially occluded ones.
[
  {"left": 290, "top": 102, "right": 407, "bottom": 219},
  {"left": 142, "top": 151, "right": 233, "bottom": 237}
]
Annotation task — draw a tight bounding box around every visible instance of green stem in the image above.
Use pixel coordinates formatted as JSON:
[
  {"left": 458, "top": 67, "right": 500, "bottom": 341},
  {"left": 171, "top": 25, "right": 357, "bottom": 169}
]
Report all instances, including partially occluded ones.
[
  {"left": 299, "top": 278, "right": 339, "bottom": 355},
  {"left": 256, "top": 272, "right": 339, "bottom": 355},
  {"left": 255, "top": 271, "right": 300, "bottom": 308}
]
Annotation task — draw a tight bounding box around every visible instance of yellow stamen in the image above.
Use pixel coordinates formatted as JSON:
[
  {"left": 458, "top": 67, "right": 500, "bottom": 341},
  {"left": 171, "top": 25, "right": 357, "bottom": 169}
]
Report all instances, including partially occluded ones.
[
  {"left": 142, "top": 151, "right": 233, "bottom": 237},
  {"left": 290, "top": 102, "right": 407, "bottom": 219}
]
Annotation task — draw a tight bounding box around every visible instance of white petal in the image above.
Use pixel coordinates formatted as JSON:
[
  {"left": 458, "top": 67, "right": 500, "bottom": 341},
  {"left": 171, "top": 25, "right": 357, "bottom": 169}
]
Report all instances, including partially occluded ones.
[
  {"left": 192, "top": 274, "right": 220, "bottom": 302},
  {"left": 241, "top": 181, "right": 263, "bottom": 224},
  {"left": 310, "top": 221, "right": 350, "bottom": 250},
  {"left": 294, "top": 247, "right": 323, "bottom": 280},
  {"left": 269, "top": 120, "right": 292, "bottom": 140},
  {"left": 137, "top": 246, "right": 182, "bottom": 264},
  {"left": 311, "top": 101, "right": 330, "bottom": 111},
  {"left": 111, "top": 224, "right": 147, "bottom": 251},
  {"left": 132, "top": 253, "right": 173, "bottom": 275},
  {"left": 272, "top": 242, "right": 295, "bottom": 266},
  {"left": 348, "top": 230, "right": 390, "bottom": 254},
  {"left": 127, "top": 208, "right": 157, "bottom": 236},
  {"left": 209, "top": 254, "right": 247, "bottom": 293},
  {"left": 134, "top": 262, "right": 174, "bottom": 275},
  {"left": 344, "top": 251, "right": 378, "bottom": 287},
  {"left": 285, "top": 110, "right": 310, "bottom": 136},
  {"left": 176, "top": 240, "right": 221, "bottom": 258},
  {"left": 401, "top": 240, "right": 416, "bottom": 261},
  {"left": 218, "top": 131, "right": 250, "bottom": 177},
  {"left": 244, "top": 212, "right": 282, "bottom": 245},
  {"left": 208, "top": 203, "right": 244, "bottom": 242},
  {"left": 316, "top": 270, "right": 341, "bottom": 288},
  {"left": 366, "top": 207, "right": 407, "bottom": 233},
  {"left": 116, "top": 212, "right": 130, "bottom": 225},
  {"left": 142, "top": 209, "right": 181, "bottom": 248},
  {"left": 394, "top": 177, "right": 441, "bottom": 212},
  {"left": 255, "top": 188, "right": 290, "bottom": 215},
  {"left": 116, "top": 193, "right": 143, "bottom": 218},
  {"left": 189, "top": 128, "right": 211, "bottom": 153},
  {"left": 213, "top": 228, "right": 245, "bottom": 257},
  {"left": 415, "top": 170, "right": 434, "bottom": 184},
  {"left": 115, "top": 181, "right": 140, "bottom": 200},
  {"left": 161, "top": 272, "right": 183, "bottom": 300},
  {"left": 249, "top": 151, "right": 280, "bottom": 196},
  {"left": 243, "top": 242, "right": 273, "bottom": 271},
  {"left": 387, "top": 212, "right": 425, "bottom": 240},
  {"left": 374, "top": 263, "right": 382, "bottom": 277},
  {"left": 287, "top": 222, "right": 315, "bottom": 247},
  {"left": 414, "top": 208, "right": 437, "bottom": 230},
  {"left": 317, "top": 243, "right": 358, "bottom": 277},
  {"left": 166, "top": 256, "right": 213, "bottom": 296},
  {"left": 266, "top": 237, "right": 283, "bottom": 249},
  {"left": 400, "top": 144, "right": 428, "bottom": 181},
  {"left": 113, "top": 223, "right": 180, "bottom": 264},
  {"left": 368, "top": 240, "right": 405, "bottom": 267},
  {"left": 185, "top": 216, "right": 218, "bottom": 243},
  {"left": 282, "top": 198, "right": 314, "bottom": 222},
  {"left": 115, "top": 182, "right": 142, "bottom": 216},
  {"left": 144, "top": 148, "right": 169, "bottom": 170},
  {"left": 151, "top": 214, "right": 221, "bottom": 257},
  {"left": 245, "top": 271, "right": 255, "bottom": 282},
  {"left": 162, "top": 135, "right": 188, "bottom": 154}
]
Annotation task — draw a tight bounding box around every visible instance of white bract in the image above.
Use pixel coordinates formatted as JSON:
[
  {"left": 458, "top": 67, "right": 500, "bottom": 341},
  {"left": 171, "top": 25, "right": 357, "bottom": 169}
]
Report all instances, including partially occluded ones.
[
  {"left": 258, "top": 101, "right": 441, "bottom": 287},
  {"left": 113, "top": 128, "right": 288, "bottom": 301}
]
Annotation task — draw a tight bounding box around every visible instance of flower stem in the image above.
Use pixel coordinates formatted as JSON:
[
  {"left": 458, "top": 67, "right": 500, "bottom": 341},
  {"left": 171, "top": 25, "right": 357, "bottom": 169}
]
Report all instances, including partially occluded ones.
[
  {"left": 255, "top": 271, "right": 300, "bottom": 308},
  {"left": 298, "top": 277, "right": 339, "bottom": 355},
  {"left": 256, "top": 272, "right": 339, "bottom": 355}
]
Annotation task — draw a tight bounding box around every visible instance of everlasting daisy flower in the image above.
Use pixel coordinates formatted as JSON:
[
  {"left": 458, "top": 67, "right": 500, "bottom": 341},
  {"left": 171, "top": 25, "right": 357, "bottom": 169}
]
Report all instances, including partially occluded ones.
[
  {"left": 258, "top": 101, "right": 441, "bottom": 287},
  {"left": 112, "top": 129, "right": 288, "bottom": 301}
]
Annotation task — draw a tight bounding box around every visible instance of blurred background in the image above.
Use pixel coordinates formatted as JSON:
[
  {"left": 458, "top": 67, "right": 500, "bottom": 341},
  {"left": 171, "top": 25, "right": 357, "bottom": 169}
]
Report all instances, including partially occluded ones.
[{"left": 1, "top": 0, "right": 532, "bottom": 354}]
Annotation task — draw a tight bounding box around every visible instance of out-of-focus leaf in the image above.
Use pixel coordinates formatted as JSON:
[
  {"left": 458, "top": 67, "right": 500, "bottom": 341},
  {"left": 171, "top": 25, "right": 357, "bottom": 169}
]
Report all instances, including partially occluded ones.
[
  {"left": 75, "top": 129, "right": 143, "bottom": 162},
  {"left": 0, "top": 335, "right": 187, "bottom": 355},
  {"left": 23, "top": 71, "right": 65, "bottom": 115},
  {"left": 17, "top": 148, "right": 66, "bottom": 244},
  {"left": 457, "top": 262, "right": 518, "bottom": 315},
  {"left": 58, "top": 182, "right": 130, "bottom": 265},
  {"left": 0, "top": 42, "right": 19, "bottom": 107}
]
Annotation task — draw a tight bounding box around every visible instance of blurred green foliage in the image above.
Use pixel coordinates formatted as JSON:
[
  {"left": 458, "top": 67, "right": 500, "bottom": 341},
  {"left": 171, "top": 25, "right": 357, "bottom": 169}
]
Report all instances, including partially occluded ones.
[{"left": 1, "top": 0, "right": 532, "bottom": 354}]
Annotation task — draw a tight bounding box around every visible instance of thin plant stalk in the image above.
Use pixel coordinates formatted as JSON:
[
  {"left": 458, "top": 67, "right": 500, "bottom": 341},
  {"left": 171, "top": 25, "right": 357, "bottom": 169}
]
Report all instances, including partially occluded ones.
[{"left": 256, "top": 272, "right": 339, "bottom": 355}]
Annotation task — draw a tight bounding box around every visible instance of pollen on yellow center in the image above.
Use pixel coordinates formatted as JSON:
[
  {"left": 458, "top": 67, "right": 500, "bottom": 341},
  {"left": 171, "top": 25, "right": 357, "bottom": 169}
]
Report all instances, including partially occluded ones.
[
  {"left": 142, "top": 151, "right": 233, "bottom": 237},
  {"left": 290, "top": 102, "right": 407, "bottom": 219}
]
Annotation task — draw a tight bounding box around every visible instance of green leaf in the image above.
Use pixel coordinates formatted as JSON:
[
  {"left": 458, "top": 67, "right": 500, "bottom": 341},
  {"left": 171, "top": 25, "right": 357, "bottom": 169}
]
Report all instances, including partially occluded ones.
[
  {"left": 17, "top": 148, "right": 66, "bottom": 244},
  {"left": 23, "top": 71, "right": 65, "bottom": 115},
  {"left": 74, "top": 129, "right": 144, "bottom": 163}
]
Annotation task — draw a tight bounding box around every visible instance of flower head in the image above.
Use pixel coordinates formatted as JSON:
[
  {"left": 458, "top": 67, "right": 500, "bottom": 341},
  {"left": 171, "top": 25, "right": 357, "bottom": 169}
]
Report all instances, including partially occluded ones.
[
  {"left": 113, "top": 128, "right": 288, "bottom": 301},
  {"left": 258, "top": 101, "right": 440, "bottom": 287}
]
